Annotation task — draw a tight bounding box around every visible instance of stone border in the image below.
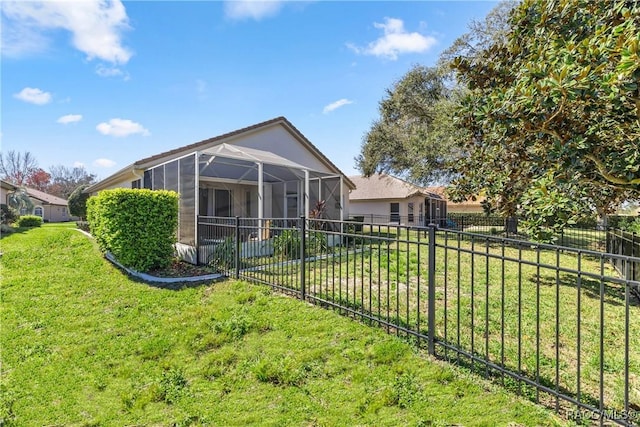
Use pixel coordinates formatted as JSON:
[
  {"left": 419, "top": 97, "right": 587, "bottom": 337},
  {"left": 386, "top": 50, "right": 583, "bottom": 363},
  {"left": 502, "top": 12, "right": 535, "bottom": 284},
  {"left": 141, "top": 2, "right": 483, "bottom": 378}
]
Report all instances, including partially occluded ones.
[{"left": 76, "top": 228, "right": 223, "bottom": 284}]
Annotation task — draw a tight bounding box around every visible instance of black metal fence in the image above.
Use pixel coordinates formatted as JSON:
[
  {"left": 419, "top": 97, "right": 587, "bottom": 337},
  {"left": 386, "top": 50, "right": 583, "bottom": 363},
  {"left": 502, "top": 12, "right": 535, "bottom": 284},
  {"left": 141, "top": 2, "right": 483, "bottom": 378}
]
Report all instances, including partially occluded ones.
[
  {"left": 608, "top": 229, "right": 640, "bottom": 283},
  {"left": 197, "top": 216, "right": 640, "bottom": 425}
]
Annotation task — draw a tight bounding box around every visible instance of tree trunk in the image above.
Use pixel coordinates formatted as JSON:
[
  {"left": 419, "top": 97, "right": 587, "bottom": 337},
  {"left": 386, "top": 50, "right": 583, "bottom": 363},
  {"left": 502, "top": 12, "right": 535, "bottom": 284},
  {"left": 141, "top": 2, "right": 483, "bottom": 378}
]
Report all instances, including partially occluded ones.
[{"left": 505, "top": 216, "right": 518, "bottom": 235}]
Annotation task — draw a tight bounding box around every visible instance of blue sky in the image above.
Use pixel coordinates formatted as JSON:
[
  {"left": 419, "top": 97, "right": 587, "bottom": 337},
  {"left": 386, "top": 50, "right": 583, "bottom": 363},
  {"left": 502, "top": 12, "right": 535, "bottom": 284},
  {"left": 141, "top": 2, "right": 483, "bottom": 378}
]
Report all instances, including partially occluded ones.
[{"left": 1, "top": 0, "right": 498, "bottom": 181}]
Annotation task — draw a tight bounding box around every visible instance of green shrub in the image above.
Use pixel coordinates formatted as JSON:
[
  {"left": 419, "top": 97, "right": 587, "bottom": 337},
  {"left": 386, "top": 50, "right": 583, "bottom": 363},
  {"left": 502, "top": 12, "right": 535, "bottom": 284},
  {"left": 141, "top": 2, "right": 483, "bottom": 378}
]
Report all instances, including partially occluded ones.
[
  {"left": 618, "top": 217, "right": 640, "bottom": 234},
  {"left": 273, "top": 229, "right": 327, "bottom": 260},
  {"left": 208, "top": 237, "right": 236, "bottom": 273},
  {"left": 68, "top": 184, "right": 90, "bottom": 220},
  {"left": 76, "top": 221, "right": 90, "bottom": 233},
  {"left": 16, "top": 215, "right": 43, "bottom": 228},
  {"left": 86, "top": 188, "right": 179, "bottom": 272},
  {"left": 0, "top": 204, "right": 18, "bottom": 225}
]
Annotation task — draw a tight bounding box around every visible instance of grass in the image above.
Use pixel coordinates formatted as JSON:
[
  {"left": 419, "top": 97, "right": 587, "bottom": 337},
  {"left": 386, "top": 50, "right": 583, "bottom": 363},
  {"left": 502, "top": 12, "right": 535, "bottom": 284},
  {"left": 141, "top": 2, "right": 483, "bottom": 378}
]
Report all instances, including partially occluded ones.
[
  {"left": 239, "top": 225, "right": 639, "bottom": 416},
  {"left": 0, "top": 223, "right": 562, "bottom": 426}
]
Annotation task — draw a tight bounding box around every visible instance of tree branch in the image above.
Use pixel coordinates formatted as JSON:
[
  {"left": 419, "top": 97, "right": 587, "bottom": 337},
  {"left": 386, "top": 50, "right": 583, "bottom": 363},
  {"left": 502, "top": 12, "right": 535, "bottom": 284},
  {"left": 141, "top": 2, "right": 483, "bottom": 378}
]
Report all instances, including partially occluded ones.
[{"left": 584, "top": 154, "right": 640, "bottom": 186}]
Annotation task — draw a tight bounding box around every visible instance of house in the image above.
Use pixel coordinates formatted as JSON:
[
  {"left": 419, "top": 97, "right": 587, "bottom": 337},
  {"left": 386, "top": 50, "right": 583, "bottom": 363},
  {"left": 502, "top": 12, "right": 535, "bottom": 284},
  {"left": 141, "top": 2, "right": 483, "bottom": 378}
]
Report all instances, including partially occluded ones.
[
  {"left": 425, "top": 186, "right": 485, "bottom": 214},
  {"left": 0, "top": 180, "right": 17, "bottom": 208},
  {"left": 1, "top": 179, "right": 75, "bottom": 222},
  {"left": 86, "top": 117, "right": 356, "bottom": 263},
  {"left": 348, "top": 174, "right": 446, "bottom": 226}
]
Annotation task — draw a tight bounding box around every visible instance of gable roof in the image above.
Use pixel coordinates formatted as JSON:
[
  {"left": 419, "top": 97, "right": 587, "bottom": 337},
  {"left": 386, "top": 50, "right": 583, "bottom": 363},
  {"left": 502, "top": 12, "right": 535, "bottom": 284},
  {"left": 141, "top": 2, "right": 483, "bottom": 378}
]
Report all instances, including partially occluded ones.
[
  {"left": 425, "top": 186, "right": 485, "bottom": 208},
  {"left": 24, "top": 187, "right": 69, "bottom": 206},
  {"left": 349, "top": 174, "right": 442, "bottom": 201},
  {"left": 88, "top": 117, "right": 354, "bottom": 192}
]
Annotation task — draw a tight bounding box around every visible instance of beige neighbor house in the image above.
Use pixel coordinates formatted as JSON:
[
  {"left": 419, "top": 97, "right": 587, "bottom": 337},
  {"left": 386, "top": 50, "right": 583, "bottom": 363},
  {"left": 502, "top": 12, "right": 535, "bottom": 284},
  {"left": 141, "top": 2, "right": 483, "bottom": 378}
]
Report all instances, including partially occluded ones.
[
  {"left": 1, "top": 179, "right": 75, "bottom": 222},
  {"left": 348, "top": 174, "right": 447, "bottom": 226},
  {"left": 86, "top": 117, "right": 355, "bottom": 264},
  {"left": 425, "top": 186, "right": 485, "bottom": 214}
]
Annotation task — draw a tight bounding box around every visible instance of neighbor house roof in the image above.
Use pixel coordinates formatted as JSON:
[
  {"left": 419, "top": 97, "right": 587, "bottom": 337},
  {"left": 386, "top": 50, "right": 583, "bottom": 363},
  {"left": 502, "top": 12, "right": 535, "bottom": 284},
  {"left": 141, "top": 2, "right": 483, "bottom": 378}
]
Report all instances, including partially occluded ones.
[
  {"left": 349, "top": 174, "right": 442, "bottom": 201},
  {"left": 24, "top": 187, "right": 69, "bottom": 206},
  {"left": 87, "top": 116, "right": 355, "bottom": 193},
  {"left": 1, "top": 179, "right": 18, "bottom": 191},
  {"left": 425, "top": 186, "right": 485, "bottom": 208}
]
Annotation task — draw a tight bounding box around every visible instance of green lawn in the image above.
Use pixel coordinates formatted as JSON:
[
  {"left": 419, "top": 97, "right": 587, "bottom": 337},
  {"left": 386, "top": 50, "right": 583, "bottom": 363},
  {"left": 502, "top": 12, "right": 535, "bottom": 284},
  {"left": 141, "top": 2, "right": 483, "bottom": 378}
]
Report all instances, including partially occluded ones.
[
  {"left": 0, "top": 223, "right": 562, "bottom": 426},
  {"left": 239, "top": 225, "right": 639, "bottom": 414}
]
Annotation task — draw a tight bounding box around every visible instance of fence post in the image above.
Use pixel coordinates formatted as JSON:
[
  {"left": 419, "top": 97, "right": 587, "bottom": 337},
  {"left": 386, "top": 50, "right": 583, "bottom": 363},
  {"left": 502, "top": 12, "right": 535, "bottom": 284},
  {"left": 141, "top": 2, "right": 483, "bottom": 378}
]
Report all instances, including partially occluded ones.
[
  {"left": 234, "top": 216, "right": 240, "bottom": 279},
  {"left": 300, "top": 215, "right": 306, "bottom": 301},
  {"left": 428, "top": 223, "right": 437, "bottom": 355}
]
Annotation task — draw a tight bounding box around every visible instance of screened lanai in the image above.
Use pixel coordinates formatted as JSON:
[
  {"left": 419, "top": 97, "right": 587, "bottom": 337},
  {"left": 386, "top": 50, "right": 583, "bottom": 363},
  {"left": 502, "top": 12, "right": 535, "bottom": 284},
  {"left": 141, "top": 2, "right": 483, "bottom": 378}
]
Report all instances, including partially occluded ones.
[{"left": 140, "top": 143, "right": 346, "bottom": 246}]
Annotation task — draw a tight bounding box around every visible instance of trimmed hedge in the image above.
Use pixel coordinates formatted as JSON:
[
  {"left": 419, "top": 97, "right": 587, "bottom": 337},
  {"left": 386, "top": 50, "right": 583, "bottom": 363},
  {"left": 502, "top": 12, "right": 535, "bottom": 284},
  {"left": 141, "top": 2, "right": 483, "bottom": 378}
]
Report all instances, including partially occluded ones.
[
  {"left": 16, "top": 215, "right": 43, "bottom": 228},
  {"left": 87, "top": 188, "right": 179, "bottom": 272}
]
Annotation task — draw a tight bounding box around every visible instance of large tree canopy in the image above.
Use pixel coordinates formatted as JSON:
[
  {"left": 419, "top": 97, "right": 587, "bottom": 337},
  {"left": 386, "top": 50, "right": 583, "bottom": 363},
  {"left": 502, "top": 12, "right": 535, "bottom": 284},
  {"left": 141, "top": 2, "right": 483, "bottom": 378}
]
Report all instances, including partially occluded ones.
[
  {"left": 357, "top": 65, "right": 467, "bottom": 185},
  {"left": 357, "top": 2, "right": 513, "bottom": 187},
  {"left": 450, "top": 0, "right": 640, "bottom": 225}
]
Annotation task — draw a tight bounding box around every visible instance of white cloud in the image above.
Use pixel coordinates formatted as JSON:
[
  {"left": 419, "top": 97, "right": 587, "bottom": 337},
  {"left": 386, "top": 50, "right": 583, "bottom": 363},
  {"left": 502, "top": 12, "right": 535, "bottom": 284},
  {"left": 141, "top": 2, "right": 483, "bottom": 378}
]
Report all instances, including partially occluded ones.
[
  {"left": 57, "top": 114, "right": 83, "bottom": 124},
  {"left": 96, "top": 118, "right": 150, "bottom": 137},
  {"left": 1, "top": 0, "right": 132, "bottom": 64},
  {"left": 347, "top": 17, "right": 437, "bottom": 60},
  {"left": 224, "top": 1, "right": 284, "bottom": 21},
  {"left": 14, "top": 87, "right": 52, "bottom": 105},
  {"left": 323, "top": 98, "right": 354, "bottom": 114},
  {"left": 95, "top": 64, "right": 130, "bottom": 80},
  {"left": 93, "top": 158, "right": 116, "bottom": 168},
  {"left": 73, "top": 161, "right": 86, "bottom": 168}
]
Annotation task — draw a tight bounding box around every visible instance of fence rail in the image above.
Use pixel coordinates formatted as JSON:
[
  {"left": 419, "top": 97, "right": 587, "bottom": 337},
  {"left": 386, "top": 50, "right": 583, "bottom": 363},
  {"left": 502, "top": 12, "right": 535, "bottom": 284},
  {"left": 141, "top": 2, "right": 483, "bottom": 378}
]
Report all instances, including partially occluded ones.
[{"left": 197, "top": 216, "right": 640, "bottom": 425}]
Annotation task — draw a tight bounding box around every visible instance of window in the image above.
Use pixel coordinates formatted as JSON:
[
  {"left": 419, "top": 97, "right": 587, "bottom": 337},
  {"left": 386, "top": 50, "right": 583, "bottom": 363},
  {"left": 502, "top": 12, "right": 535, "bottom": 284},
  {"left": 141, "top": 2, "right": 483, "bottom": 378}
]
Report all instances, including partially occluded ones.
[
  {"left": 390, "top": 202, "right": 400, "bottom": 223},
  {"left": 215, "top": 189, "right": 231, "bottom": 217},
  {"left": 143, "top": 170, "right": 153, "bottom": 189},
  {"left": 286, "top": 194, "right": 298, "bottom": 218},
  {"left": 419, "top": 203, "right": 424, "bottom": 223},
  {"left": 199, "top": 188, "right": 209, "bottom": 216},
  {"left": 131, "top": 179, "right": 141, "bottom": 189},
  {"left": 408, "top": 202, "right": 414, "bottom": 223},
  {"left": 246, "top": 191, "right": 252, "bottom": 217},
  {"left": 34, "top": 206, "right": 43, "bottom": 217}
]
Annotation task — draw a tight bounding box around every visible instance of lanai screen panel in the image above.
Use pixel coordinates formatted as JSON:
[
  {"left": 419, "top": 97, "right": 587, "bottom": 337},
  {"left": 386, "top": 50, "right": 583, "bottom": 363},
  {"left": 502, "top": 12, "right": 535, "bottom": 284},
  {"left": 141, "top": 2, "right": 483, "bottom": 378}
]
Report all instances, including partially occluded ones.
[
  {"left": 321, "top": 176, "right": 341, "bottom": 220},
  {"left": 179, "top": 154, "right": 196, "bottom": 244},
  {"left": 165, "top": 160, "right": 179, "bottom": 193}
]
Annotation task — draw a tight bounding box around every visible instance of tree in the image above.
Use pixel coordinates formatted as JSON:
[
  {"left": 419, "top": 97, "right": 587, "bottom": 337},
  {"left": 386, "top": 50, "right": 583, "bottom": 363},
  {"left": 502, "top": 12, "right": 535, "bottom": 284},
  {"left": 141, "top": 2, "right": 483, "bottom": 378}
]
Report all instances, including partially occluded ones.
[
  {"left": 449, "top": 0, "right": 640, "bottom": 234},
  {"left": 356, "top": 65, "right": 467, "bottom": 185},
  {"left": 356, "top": 2, "right": 514, "bottom": 186},
  {"left": 47, "top": 165, "right": 97, "bottom": 200},
  {"left": 0, "top": 150, "right": 38, "bottom": 185},
  {"left": 6, "top": 187, "right": 34, "bottom": 214},
  {"left": 25, "top": 168, "right": 51, "bottom": 192},
  {"left": 68, "top": 184, "right": 90, "bottom": 220}
]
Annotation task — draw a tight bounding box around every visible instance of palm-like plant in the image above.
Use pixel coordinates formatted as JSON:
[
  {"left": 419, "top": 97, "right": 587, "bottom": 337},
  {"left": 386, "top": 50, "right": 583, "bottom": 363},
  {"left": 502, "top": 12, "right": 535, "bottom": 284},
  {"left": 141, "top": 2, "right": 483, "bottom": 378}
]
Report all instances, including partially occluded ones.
[{"left": 7, "top": 188, "right": 34, "bottom": 214}]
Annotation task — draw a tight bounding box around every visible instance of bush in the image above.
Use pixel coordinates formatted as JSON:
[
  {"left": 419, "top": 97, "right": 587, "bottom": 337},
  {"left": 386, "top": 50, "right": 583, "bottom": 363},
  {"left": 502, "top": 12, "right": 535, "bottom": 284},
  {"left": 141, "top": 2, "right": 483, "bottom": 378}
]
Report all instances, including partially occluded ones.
[
  {"left": 273, "top": 229, "right": 327, "bottom": 260},
  {"left": 208, "top": 237, "right": 236, "bottom": 273},
  {"left": 87, "top": 188, "right": 179, "bottom": 272},
  {"left": 16, "top": 215, "right": 43, "bottom": 228},
  {"left": 76, "top": 221, "right": 90, "bottom": 233},
  {"left": 618, "top": 217, "right": 640, "bottom": 234},
  {"left": 0, "top": 204, "right": 18, "bottom": 225},
  {"left": 68, "top": 185, "right": 90, "bottom": 220}
]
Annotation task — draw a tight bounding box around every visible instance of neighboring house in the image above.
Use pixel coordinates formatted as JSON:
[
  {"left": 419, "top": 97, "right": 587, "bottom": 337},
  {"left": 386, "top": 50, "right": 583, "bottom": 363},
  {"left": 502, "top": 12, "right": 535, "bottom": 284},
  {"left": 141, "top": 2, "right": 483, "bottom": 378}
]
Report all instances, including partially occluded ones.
[
  {"left": 0, "top": 180, "right": 18, "bottom": 207},
  {"left": 1, "top": 179, "right": 75, "bottom": 222},
  {"left": 86, "top": 117, "right": 356, "bottom": 262},
  {"left": 426, "top": 186, "right": 485, "bottom": 214},
  {"left": 348, "top": 174, "right": 446, "bottom": 226}
]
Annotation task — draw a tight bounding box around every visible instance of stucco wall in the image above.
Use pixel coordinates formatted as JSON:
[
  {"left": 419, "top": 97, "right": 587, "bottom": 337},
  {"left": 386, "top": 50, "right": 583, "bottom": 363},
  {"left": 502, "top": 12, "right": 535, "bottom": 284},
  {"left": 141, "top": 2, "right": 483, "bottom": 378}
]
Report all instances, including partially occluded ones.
[
  {"left": 350, "top": 196, "right": 425, "bottom": 225},
  {"left": 232, "top": 126, "right": 336, "bottom": 175}
]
